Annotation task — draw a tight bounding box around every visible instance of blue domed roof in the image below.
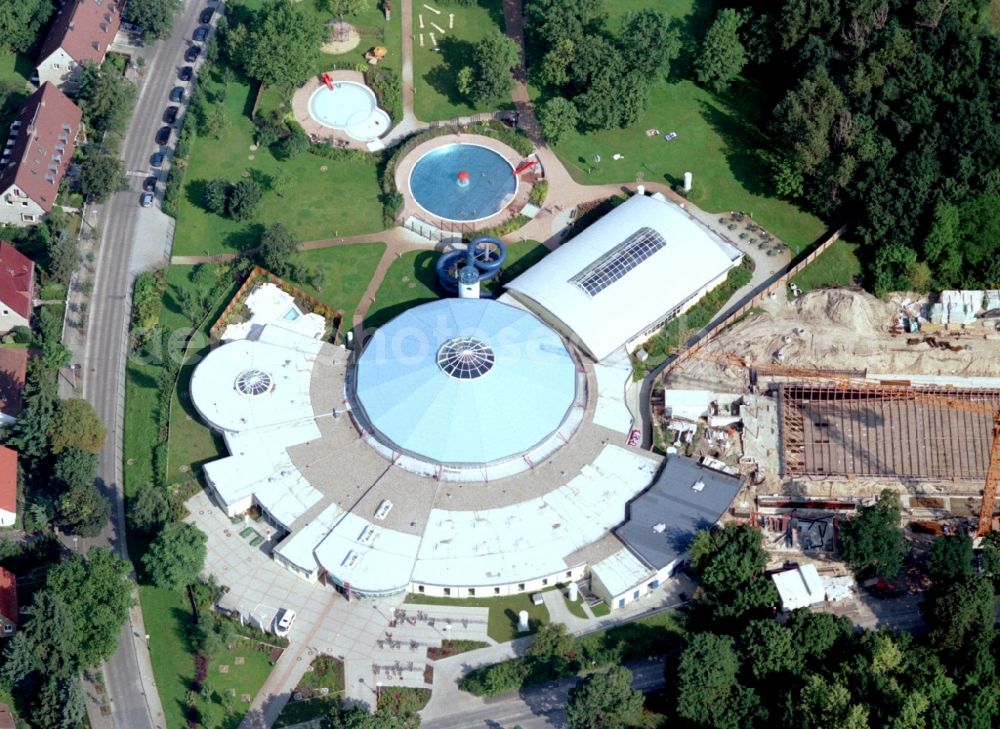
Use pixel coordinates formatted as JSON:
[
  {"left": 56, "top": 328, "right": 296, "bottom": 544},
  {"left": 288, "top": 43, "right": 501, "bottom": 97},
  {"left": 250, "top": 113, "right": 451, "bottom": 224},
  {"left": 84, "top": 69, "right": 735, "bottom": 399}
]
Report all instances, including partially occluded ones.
[{"left": 354, "top": 299, "right": 577, "bottom": 465}]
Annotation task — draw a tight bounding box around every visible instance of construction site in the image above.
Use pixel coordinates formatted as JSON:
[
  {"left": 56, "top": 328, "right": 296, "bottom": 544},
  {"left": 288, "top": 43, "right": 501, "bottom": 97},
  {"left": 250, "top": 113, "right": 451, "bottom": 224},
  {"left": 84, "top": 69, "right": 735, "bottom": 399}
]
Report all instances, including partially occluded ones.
[{"left": 650, "top": 287, "right": 1000, "bottom": 595}]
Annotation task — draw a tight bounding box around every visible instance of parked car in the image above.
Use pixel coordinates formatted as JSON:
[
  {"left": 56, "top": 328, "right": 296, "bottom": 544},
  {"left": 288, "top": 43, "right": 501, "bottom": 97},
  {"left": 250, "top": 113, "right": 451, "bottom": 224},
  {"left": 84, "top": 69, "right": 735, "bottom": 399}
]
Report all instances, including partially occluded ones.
[
  {"left": 155, "top": 126, "right": 171, "bottom": 145},
  {"left": 163, "top": 106, "right": 178, "bottom": 125},
  {"left": 185, "top": 45, "right": 201, "bottom": 62},
  {"left": 273, "top": 608, "right": 296, "bottom": 637},
  {"left": 140, "top": 192, "right": 154, "bottom": 207},
  {"left": 178, "top": 66, "right": 193, "bottom": 82},
  {"left": 150, "top": 152, "right": 164, "bottom": 167},
  {"left": 143, "top": 176, "right": 157, "bottom": 192},
  {"left": 169, "top": 86, "right": 185, "bottom": 103},
  {"left": 199, "top": 7, "right": 214, "bottom": 24},
  {"left": 193, "top": 26, "right": 209, "bottom": 42}
]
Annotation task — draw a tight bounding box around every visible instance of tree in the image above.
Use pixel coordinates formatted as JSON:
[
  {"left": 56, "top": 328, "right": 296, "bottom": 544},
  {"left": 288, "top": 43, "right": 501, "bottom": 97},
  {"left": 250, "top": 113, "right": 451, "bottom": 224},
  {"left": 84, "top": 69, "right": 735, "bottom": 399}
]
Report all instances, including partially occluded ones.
[
  {"left": 838, "top": 489, "right": 904, "bottom": 578},
  {"left": 695, "top": 8, "right": 747, "bottom": 92},
  {"left": 526, "top": 623, "right": 579, "bottom": 679},
  {"left": 536, "top": 37, "right": 575, "bottom": 89},
  {"left": 467, "top": 29, "right": 520, "bottom": 106},
  {"left": 928, "top": 534, "right": 973, "bottom": 582},
  {"left": 537, "top": 97, "right": 578, "bottom": 145},
  {"left": 204, "top": 178, "right": 230, "bottom": 216},
  {"left": 142, "top": 522, "right": 208, "bottom": 591},
  {"left": 45, "top": 547, "right": 133, "bottom": 668},
  {"left": 785, "top": 609, "right": 852, "bottom": 664},
  {"left": 58, "top": 481, "right": 111, "bottom": 537},
  {"left": 48, "top": 398, "right": 107, "bottom": 454},
  {"left": 226, "top": 178, "right": 263, "bottom": 220},
  {"left": 0, "top": 0, "right": 54, "bottom": 53},
  {"left": 922, "top": 576, "right": 995, "bottom": 654},
  {"left": 772, "top": 68, "right": 845, "bottom": 175},
  {"left": 981, "top": 532, "right": 1000, "bottom": 583},
  {"left": 329, "top": 703, "right": 420, "bottom": 729},
  {"left": 128, "top": 482, "right": 171, "bottom": 534},
  {"left": 797, "top": 673, "right": 869, "bottom": 729},
  {"left": 326, "top": 0, "right": 367, "bottom": 16},
  {"left": 4, "top": 359, "right": 58, "bottom": 461},
  {"left": 123, "top": 0, "right": 181, "bottom": 41},
  {"left": 740, "top": 619, "right": 797, "bottom": 680},
  {"left": 688, "top": 524, "right": 778, "bottom": 621},
  {"left": 52, "top": 448, "right": 97, "bottom": 493},
  {"left": 278, "top": 123, "right": 309, "bottom": 160},
  {"left": 79, "top": 152, "right": 125, "bottom": 203},
  {"left": 620, "top": 9, "right": 681, "bottom": 77},
  {"left": 243, "top": 0, "right": 325, "bottom": 86},
  {"left": 46, "top": 231, "right": 79, "bottom": 286},
  {"left": 2, "top": 590, "right": 82, "bottom": 683},
  {"left": 922, "top": 200, "right": 961, "bottom": 285},
  {"left": 260, "top": 223, "right": 298, "bottom": 276},
  {"left": 566, "top": 665, "right": 643, "bottom": 729},
  {"left": 77, "top": 62, "right": 137, "bottom": 137},
  {"left": 676, "top": 632, "right": 751, "bottom": 729}
]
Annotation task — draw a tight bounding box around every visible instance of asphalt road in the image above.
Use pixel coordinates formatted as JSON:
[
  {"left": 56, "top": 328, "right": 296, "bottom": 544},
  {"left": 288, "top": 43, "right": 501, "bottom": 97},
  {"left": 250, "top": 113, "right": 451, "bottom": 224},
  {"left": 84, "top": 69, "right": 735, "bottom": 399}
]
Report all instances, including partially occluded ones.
[
  {"left": 422, "top": 660, "right": 666, "bottom": 729},
  {"left": 81, "top": 2, "right": 212, "bottom": 727}
]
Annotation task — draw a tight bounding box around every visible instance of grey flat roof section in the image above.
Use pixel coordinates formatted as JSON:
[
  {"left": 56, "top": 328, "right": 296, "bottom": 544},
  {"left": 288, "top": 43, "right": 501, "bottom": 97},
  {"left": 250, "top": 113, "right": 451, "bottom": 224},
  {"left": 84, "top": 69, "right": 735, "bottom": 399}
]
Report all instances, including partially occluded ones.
[{"left": 615, "top": 456, "right": 741, "bottom": 570}]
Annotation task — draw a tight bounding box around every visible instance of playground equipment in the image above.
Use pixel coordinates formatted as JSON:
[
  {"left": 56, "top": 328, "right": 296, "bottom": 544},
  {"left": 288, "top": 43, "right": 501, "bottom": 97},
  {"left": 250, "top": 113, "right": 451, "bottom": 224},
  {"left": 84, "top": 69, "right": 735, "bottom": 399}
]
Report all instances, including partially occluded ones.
[
  {"left": 436, "top": 236, "right": 507, "bottom": 297},
  {"left": 365, "top": 46, "right": 388, "bottom": 65},
  {"left": 321, "top": 72, "right": 334, "bottom": 90}
]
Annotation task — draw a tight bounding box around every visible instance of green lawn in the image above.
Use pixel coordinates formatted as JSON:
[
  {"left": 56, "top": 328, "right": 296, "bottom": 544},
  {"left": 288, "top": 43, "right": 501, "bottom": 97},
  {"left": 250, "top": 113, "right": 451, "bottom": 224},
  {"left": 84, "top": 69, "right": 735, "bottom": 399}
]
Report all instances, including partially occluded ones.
[
  {"left": 790, "top": 238, "right": 863, "bottom": 293},
  {"left": 172, "top": 67, "right": 384, "bottom": 258},
  {"left": 549, "top": 0, "right": 826, "bottom": 250},
  {"left": 141, "top": 586, "right": 274, "bottom": 729},
  {"left": 365, "top": 240, "right": 547, "bottom": 328},
  {"left": 274, "top": 697, "right": 339, "bottom": 728},
  {"left": 563, "top": 594, "right": 588, "bottom": 620},
  {"left": 413, "top": 0, "right": 508, "bottom": 121},
  {"left": 289, "top": 242, "right": 387, "bottom": 326},
  {"left": 0, "top": 47, "right": 31, "bottom": 129},
  {"left": 590, "top": 602, "right": 610, "bottom": 617},
  {"left": 404, "top": 592, "right": 550, "bottom": 643}
]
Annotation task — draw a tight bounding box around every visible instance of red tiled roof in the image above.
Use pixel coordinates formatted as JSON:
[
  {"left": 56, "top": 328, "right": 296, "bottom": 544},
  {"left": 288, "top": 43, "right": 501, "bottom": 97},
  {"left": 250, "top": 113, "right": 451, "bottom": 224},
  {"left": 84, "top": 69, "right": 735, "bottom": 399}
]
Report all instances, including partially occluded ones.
[
  {"left": 0, "top": 348, "right": 27, "bottom": 417},
  {"left": 37, "top": 0, "right": 123, "bottom": 67},
  {"left": 0, "top": 243, "right": 34, "bottom": 321},
  {"left": 0, "top": 83, "right": 82, "bottom": 214},
  {"left": 0, "top": 567, "right": 16, "bottom": 629},
  {"left": 0, "top": 447, "right": 15, "bottom": 517}
]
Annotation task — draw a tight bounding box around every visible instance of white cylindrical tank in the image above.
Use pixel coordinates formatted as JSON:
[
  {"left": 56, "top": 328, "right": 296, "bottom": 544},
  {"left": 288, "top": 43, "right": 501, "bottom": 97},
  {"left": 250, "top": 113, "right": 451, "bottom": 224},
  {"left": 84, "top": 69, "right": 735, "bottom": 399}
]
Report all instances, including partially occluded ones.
[
  {"left": 683, "top": 171, "right": 693, "bottom": 192},
  {"left": 636, "top": 184, "right": 645, "bottom": 196},
  {"left": 567, "top": 582, "right": 579, "bottom": 602},
  {"left": 457, "top": 265, "right": 480, "bottom": 299},
  {"left": 517, "top": 610, "right": 530, "bottom": 632}
]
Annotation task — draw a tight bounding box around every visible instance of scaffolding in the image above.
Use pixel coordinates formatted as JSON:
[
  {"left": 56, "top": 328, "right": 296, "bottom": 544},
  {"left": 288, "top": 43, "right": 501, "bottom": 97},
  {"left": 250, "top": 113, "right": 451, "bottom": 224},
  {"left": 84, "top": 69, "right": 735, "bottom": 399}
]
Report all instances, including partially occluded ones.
[{"left": 778, "top": 383, "right": 1000, "bottom": 481}]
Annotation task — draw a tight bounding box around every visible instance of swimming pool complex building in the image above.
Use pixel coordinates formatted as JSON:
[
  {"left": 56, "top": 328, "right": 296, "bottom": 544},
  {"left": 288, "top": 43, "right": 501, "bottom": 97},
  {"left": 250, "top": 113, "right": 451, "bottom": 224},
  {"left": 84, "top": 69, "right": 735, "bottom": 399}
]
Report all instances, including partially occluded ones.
[{"left": 191, "top": 192, "right": 744, "bottom": 609}]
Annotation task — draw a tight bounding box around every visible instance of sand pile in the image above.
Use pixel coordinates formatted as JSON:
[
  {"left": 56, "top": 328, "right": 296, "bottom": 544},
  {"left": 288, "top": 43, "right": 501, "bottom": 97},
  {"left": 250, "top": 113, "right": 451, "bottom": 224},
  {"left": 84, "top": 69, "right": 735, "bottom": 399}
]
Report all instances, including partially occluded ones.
[
  {"left": 794, "top": 289, "right": 889, "bottom": 332},
  {"left": 665, "top": 288, "right": 1000, "bottom": 391}
]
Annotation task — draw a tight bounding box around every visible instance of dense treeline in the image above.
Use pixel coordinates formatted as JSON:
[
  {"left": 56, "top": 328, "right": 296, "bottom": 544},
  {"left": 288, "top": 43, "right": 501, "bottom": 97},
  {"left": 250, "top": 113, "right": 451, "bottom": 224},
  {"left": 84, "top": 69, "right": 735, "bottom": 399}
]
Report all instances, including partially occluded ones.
[{"left": 722, "top": 0, "right": 1000, "bottom": 292}]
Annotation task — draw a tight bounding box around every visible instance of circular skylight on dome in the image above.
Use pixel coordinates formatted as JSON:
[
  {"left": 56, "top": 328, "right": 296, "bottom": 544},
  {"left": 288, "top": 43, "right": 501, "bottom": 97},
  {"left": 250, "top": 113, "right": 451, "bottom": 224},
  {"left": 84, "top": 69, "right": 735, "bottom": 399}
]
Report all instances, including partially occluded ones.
[
  {"left": 436, "top": 337, "right": 495, "bottom": 379},
  {"left": 234, "top": 369, "right": 273, "bottom": 397}
]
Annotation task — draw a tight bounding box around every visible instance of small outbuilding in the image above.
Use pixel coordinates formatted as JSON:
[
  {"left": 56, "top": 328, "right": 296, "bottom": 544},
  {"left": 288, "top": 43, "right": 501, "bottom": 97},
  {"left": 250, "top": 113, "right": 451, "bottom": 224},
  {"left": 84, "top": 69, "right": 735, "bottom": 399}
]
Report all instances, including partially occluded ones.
[{"left": 772, "top": 564, "right": 825, "bottom": 611}]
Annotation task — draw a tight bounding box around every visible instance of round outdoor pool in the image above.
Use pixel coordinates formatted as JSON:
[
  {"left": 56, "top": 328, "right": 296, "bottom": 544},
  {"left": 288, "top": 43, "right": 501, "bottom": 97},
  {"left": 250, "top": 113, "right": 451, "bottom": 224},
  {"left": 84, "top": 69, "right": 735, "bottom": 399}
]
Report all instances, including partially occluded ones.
[
  {"left": 307, "top": 82, "right": 388, "bottom": 142},
  {"left": 408, "top": 143, "right": 517, "bottom": 222}
]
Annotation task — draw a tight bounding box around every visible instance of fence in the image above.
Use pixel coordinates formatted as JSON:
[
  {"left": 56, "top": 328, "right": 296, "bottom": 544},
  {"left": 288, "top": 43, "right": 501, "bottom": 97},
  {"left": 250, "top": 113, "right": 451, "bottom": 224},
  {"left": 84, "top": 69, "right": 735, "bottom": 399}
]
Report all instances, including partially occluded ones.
[{"left": 402, "top": 216, "right": 476, "bottom": 244}]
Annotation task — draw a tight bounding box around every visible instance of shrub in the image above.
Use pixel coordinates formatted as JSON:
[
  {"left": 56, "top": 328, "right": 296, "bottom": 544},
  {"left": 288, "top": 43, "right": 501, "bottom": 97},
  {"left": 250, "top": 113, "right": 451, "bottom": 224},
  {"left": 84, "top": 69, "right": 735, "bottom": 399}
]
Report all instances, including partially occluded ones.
[
  {"left": 529, "top": 180, "right": 549, "bottom": 206},
  {"left": 278, "top": 122, "right": 309, "bottom": 160}
]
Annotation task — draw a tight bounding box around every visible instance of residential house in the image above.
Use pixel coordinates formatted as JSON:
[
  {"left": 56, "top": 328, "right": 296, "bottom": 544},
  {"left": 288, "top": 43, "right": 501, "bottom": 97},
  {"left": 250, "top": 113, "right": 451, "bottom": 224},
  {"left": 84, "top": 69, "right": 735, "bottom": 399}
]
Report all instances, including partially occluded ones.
[
  {"left": 0, "top": 243, "right": 34, "bottom": 332},
  {"left": 0, "top": 446, "right": 16, "bottom": 528},
  {"left": 0, "top": 567, "right": 16, "bottom": 637},
  {"left": 0, "top": 83, "right": 82, "bottom": 226},
  {"left": 34, "top": 0, "right": 123, "bottom": 91}
]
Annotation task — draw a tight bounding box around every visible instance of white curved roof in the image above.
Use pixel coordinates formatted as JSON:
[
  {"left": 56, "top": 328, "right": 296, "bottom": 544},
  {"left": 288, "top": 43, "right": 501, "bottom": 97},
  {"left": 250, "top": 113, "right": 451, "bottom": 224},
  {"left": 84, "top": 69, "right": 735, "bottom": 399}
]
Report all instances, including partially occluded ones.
[
  {"left": 505, "top": 194, "right": 741, "bottom": 361},
  {"left": 354, "top": 299, "right": 577, "bottom": 465}
]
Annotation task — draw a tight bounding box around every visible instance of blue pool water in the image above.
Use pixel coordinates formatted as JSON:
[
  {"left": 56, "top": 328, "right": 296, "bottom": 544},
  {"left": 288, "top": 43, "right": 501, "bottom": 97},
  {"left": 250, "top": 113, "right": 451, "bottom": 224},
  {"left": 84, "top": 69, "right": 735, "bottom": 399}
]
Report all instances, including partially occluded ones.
[
  {"left": 408, "top": 144, "right": 517, "bottom": 222},
  {"left": 283, "top": 307, "right": 301, "bottom": 321}
]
